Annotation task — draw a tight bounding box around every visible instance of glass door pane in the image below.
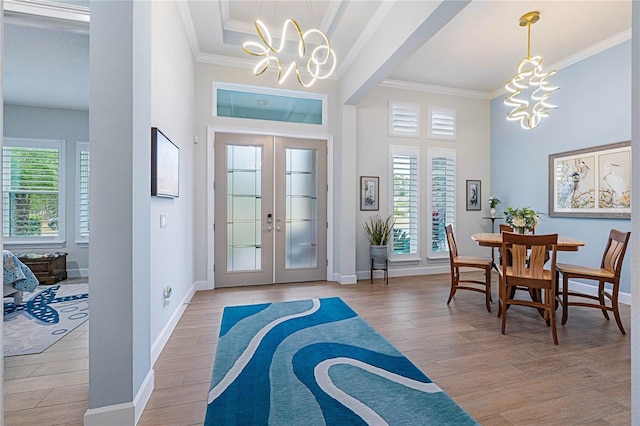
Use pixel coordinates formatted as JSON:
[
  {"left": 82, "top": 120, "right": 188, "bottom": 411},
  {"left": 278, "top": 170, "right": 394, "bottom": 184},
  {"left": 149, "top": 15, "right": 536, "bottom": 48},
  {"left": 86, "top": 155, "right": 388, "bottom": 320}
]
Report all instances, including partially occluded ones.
[
  {"left": 285, "top": 148, "right": 318, "bottom": 268},
  {"left": 214, "top": 133, "right": 273, "bottom": 287},
  {"left": 226, "top": 145, "right": 262, "bottom": 271},
  {"left": 274, "top": 137, "right": 327, "bottom": 283}
]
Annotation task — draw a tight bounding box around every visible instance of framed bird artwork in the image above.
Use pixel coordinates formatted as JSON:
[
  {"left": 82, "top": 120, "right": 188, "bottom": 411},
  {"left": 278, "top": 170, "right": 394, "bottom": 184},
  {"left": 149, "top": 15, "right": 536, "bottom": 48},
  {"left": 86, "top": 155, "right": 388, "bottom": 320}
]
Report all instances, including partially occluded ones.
[{"left": 549, "top": 141, "right": 630, "bottom": 218}]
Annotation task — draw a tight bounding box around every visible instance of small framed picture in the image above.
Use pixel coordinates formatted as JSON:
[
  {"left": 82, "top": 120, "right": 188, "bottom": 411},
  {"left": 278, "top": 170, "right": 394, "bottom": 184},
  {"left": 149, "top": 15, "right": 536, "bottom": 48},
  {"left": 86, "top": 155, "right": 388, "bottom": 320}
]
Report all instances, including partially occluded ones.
[
  {"left": 360, "top": 176, "right": 379, "bottom": 211},
  {"left": 466, "top": 180, "right": 481, "bottom": 211}
]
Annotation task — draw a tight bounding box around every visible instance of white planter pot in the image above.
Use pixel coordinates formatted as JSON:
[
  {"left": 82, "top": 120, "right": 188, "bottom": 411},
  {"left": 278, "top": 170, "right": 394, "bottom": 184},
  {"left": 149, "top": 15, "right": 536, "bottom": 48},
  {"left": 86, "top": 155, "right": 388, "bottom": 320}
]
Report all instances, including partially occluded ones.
[{"left": 370, "top": 245, "right": 388, "bottom": 269}]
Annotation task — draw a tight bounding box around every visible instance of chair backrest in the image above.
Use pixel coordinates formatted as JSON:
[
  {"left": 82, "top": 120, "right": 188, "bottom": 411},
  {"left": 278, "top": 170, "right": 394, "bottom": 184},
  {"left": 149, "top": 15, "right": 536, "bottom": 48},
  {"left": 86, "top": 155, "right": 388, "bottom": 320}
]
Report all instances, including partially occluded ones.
[
  {"left": 499, "top": 224, "right": 514, "bottom": 233},
  {"left": 445, "top": 225, "right": 458, "bottom": 260},
  {"left": 502, "top": 233, "right": 558, "bottom": 284},
  {"left": 600, "top": 229, "right": 631, "bottom": 277}
]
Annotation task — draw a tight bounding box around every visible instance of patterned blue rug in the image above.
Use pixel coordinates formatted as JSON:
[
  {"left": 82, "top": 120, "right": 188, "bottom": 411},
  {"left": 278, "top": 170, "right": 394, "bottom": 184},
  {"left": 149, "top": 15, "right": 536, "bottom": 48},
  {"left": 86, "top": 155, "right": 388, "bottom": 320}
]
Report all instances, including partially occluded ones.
[
  {"left": 205, "top": 297, "right": 477, "bottom": 425},
  {"left": 3, "top": 284, "right": 89, "bottom": 356}
]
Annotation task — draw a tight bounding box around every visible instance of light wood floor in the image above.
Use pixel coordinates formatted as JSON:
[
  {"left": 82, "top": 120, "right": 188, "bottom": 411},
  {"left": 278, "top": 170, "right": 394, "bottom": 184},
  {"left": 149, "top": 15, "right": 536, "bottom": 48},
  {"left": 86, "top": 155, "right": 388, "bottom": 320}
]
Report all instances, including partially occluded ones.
[{"left": 4, "top": 273, "right": 631, "bottom": 425}]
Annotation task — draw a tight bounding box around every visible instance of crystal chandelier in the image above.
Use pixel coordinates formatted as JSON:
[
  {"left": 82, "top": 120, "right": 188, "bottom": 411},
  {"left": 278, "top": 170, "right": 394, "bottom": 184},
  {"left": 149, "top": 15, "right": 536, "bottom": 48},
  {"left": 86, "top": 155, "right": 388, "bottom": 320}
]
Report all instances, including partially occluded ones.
[
  {"left": 504, "top": 11, "right": 558, "bottom": 129},
  {"left": 242, "top": 18, "right": 336, "bottom": 88}
]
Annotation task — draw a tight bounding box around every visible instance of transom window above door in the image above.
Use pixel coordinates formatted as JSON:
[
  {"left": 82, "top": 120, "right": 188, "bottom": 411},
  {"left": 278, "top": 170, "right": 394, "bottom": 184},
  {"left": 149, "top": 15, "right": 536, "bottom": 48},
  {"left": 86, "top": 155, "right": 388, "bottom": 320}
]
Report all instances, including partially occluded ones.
[{"left": 213, "top": 82, "right": 327, "bottom": 125}]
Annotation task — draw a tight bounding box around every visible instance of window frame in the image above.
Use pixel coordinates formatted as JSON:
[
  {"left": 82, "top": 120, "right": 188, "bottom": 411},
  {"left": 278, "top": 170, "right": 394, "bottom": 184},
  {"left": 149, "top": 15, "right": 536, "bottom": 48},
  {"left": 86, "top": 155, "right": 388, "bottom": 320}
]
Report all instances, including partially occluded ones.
[
  {"left": 428, "top": 106, "right": 456, "bottom": 141},
  {"left": 388, "top": 101, "right": 420, "bottom": 138},
  {"left": 427, "top": 147, "right": 456, "bottom": 259},
  {"left": 212, "top": 81, "right": 328, "bottom": 125},
  {"left": 2, "top": 137, "right": 66, "bottom": 248},
  {"left": 76, "top": 141, "right": 90, "bottom": 244},
  {"left": 388, "top": 145, "right": 420, "bottom": 262}
]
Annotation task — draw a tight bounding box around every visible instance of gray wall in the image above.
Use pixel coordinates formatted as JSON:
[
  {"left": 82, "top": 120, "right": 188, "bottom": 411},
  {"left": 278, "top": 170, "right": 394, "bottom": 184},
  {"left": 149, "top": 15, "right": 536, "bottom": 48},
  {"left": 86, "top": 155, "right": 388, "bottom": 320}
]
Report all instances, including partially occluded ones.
[{"left": 3, "top": 104, "right": 89, "bottom": 276}]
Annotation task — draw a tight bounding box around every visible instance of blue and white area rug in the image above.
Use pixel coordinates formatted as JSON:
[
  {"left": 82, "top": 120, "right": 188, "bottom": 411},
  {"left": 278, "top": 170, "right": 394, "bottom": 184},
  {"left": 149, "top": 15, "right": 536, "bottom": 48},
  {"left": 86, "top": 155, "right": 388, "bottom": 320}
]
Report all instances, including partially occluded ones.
[
  {"left": 205, "top": 297, "right": 477, "bottom": 425},
  {"left": 3, "top": 284, "right": 89, "bottom": 357}
]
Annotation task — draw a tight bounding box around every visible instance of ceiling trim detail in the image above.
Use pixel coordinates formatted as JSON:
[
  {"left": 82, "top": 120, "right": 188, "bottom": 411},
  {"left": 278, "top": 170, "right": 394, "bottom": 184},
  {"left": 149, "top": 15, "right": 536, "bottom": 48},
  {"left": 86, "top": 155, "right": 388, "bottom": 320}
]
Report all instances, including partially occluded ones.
[
  {"left": 4, "top": 0, "right": 89, "bottom": 22},
  {"left": 381, "top": 79, "right": 491, "bottom": 100},
  {"left": 219, "top": 0, "right": 342, "bottom": 40},
  {"left": 335, "top": 1, "right": 395, "bottom": 79},
  {"left": 178, "top": 0, "right": 201, "bottom": 60}
]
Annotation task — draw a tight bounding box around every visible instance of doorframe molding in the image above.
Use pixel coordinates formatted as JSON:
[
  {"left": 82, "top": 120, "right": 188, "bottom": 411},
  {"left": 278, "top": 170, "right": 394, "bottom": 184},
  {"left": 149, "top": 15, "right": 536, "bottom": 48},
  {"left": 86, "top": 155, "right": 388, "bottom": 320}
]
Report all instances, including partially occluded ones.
[{"left": 206, "top": 124, "right": 334, "bottom": 289}]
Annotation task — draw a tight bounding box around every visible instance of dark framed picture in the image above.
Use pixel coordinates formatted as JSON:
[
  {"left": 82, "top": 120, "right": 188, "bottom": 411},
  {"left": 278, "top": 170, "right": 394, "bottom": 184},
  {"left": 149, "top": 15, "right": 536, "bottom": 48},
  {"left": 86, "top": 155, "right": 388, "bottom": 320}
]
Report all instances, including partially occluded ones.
[
  {"left": 549, "top": 140, "right": 630, "bottom": 218},
  {"left": 466, "top": 180, "right": 481, "bottom": 211},
  {"left": 360, "top": 176, "right": 379, "bottom": 211},
  {"left": 151, "top": 127, "right": 180, "bottom": 198}
]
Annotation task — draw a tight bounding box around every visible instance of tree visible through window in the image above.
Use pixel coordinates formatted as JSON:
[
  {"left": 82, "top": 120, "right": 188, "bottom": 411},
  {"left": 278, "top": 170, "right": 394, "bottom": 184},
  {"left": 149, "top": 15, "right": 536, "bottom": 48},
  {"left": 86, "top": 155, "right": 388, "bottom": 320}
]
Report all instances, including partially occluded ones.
[
  {"left": 2, "top": 138, "right": 64, "bottom": 243},
  {"left": 428, "top": 148, "right": 456, "bottom": 258},
  {"left": 390, "top": 146, "right": 419, "bottom": 259}
]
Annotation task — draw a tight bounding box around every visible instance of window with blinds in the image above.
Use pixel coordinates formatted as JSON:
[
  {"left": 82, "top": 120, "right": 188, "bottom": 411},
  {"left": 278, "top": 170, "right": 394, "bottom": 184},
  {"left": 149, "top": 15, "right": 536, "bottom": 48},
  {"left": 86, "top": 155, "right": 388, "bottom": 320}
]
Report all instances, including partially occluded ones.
[
  {"left": 76, "top": 142, "right": 90, "bottom": 243},
  {"left": 389, "top": 146, "right": 419, "bottom": 259},
  {"left": 2, "top": 138, "right": 65, "bottom": 244},
  {"left": 428, "top": 148, "right": 456, "bottom": 259},
  {"left": 428, "top": 106, "right": 456, "bottom": 141},
  {"left": 388, "top": 101, "right": 420, "bottom": 138}
]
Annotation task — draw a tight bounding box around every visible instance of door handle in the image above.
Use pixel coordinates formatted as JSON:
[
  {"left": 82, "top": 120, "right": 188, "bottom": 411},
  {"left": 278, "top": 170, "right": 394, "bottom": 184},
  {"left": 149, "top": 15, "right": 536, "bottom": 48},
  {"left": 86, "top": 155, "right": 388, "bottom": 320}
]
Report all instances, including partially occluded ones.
[
  {"left": 276, "top": 225, "right": 282, "bottom": 231},
  {"left": 265, "top": 226, "right": 273, "bottom": 232}
]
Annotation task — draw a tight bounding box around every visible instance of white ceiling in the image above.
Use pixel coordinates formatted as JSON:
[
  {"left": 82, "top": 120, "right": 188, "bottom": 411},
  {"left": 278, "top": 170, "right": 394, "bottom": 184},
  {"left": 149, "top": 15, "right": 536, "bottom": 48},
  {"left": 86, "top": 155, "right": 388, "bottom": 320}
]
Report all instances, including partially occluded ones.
[{"left": 2, "top": 0, "right": 633, "bottom": 110}]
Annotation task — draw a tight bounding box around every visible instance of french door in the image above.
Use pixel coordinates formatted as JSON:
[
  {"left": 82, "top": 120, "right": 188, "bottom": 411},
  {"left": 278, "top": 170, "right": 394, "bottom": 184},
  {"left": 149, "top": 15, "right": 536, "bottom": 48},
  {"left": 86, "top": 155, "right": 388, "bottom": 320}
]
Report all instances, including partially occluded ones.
[{"left": 214, "top": 133, "right": 327, "bottom": 287}]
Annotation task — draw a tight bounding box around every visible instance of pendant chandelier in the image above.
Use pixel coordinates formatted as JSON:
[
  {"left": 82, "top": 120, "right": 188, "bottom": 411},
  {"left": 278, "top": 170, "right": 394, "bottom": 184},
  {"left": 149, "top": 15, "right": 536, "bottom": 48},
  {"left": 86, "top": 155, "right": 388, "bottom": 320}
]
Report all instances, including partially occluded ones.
[
  {"left": 504, "top": 11, "right": 558, "bottom": 130},
  {"left": 242, "top": 16, "right": 337, "bottom": 88}
]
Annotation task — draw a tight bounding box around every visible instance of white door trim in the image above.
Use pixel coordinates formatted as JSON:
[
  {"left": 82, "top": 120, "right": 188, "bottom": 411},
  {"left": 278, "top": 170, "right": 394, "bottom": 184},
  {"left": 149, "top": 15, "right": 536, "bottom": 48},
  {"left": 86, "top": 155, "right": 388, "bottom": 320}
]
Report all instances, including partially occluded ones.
[{"left": 206, "top": 124, "right": 334, "bottom": 290}]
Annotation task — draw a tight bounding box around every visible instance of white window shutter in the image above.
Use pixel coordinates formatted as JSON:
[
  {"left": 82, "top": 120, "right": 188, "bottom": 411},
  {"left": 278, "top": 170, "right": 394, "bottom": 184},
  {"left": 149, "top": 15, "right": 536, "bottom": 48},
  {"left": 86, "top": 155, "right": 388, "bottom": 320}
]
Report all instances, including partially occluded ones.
[
  {"left": 428, "top": 106, "right": 456, "bottom": 141},
  {"left": 388, "top": 102, "right": 420, "bottom": 138},
  {"left": 389, "top": 145, "right": 420, "bottom": 260},
  {"left": 428, "top": 148, "right": 456, "bottom": 259},
  {"left": 76, "top": 142, "right": 90, "bottom": 243}
]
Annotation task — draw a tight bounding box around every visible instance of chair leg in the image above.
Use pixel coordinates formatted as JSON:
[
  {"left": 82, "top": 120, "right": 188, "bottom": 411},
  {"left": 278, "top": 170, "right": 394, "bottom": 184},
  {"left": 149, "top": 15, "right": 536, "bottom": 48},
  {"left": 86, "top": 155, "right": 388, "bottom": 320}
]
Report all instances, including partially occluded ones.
[
  {"left": 501, "top": 285, "right": 508, "bottom": 334},
  {"left": 562, "top": 274, "right": 569, "bottom": 325},
  {"left": 550, "top": 303, "right": 558, "bottom": 345},
  {"left": 484, "top": 266, "right": 491, "bottom": 312},
  {"left": 610, "top": 287, "right": 626, "bottom": 335},
  {"left": 446, "top": 268, "right": 457, "bottom": 305},
  {"left": 598, "top": 281, "right": 610, "bottom": 320}
]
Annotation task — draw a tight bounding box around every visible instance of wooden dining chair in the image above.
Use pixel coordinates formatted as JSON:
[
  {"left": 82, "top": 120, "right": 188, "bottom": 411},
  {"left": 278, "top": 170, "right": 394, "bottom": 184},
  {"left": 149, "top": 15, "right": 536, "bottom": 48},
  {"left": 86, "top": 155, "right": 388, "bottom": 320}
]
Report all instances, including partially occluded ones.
[
  {"left": 445, "top": 225, "right": 493, "bottom": 312},
  {"left": 556, "top": 229, "right": 630, "bottom": 334},
  {"left": 498, "top": 224, "right": 514, "bottom": 266},
  {"left": 499, "top": 232, "right": 559, "bottom": 344}
]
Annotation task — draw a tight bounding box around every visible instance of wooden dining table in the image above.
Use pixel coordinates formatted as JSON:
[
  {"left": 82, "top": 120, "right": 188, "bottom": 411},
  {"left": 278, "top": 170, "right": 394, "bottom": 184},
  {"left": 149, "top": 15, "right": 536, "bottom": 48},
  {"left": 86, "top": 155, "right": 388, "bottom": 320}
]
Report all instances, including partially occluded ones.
[
  {"left": 471, "top": 233, "right": 585, "bottom": 251},
  {"left": 472, "top": 232, "right": 585, "bottom": 318}
]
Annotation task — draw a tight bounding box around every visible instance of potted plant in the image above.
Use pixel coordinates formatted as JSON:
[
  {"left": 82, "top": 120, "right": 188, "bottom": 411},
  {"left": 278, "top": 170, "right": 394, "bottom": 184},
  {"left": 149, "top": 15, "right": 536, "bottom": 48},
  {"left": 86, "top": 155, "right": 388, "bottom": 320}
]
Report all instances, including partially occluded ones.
[
  {"left": 488, "top": 195, "right": 501, "bottom": 218},
  {"left": 504, "top": 206, "right": 540, "bottom": 233},
  {"left": 363, "top": 213, "right": 395, "bottom": 269}
]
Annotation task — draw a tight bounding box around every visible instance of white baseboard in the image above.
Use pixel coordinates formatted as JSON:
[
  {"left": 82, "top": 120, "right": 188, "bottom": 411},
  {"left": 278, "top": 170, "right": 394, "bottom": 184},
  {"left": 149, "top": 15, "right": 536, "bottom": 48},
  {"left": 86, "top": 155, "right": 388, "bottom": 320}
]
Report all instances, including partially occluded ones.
[
  {"left": 150, "top": 283, "right": 197, "bottom": 365},
  {"left": 195, "top": 280, "right": 211, "bottom": 291},
  {"left": 356, "top": 264, "right": 450, "bottom": 281},
  {"left": 67, "top": 268, "right": 89, "bottom": 278},
  {"left": 332, "top": 273, "right": 357, "bottom": 285},
  {"left": 83, "top": 368, "right": 154, "bottom": 425}
]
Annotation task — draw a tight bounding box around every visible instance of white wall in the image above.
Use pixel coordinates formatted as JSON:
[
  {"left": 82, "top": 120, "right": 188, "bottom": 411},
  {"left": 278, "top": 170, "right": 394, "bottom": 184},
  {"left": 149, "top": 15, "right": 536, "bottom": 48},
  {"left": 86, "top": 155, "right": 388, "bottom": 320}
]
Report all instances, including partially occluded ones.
[
  {"left": 355, "top": 86, "right": 491, "bottom": 276},
  {"left": 149, "top": 0, "right": 195, "bottom": 355},
  {"left": 3, "top": 105, "right": 89, "bottom": 276}
]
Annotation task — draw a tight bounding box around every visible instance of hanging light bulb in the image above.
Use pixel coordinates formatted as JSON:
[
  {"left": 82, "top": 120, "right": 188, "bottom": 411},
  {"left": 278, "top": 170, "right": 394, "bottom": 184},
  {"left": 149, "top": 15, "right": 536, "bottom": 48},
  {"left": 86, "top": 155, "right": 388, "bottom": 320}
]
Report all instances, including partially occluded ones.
[
  {"left": 504, "top": 11, "right": 558, "bottom": 129},
  {"left": 242, "top": 18, "right": 337, "bottom": 87}
]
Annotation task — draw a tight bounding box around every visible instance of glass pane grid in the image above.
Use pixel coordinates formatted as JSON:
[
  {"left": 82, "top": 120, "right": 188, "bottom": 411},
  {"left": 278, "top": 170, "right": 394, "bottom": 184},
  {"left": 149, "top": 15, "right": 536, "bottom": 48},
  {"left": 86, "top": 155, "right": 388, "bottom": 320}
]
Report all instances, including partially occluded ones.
[{"left": 226, "top": 145, "right": 263, "bottom": 272}]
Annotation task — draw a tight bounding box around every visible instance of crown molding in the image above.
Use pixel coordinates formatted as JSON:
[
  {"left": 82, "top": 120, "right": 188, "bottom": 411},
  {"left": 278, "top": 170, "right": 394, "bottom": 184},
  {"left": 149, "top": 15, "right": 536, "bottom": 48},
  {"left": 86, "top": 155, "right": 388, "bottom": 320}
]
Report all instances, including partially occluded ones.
[
  {"left": 178, "top": 0, "right": 201, "bottom": 61},
  {"left": 335, "top": 1, "right": 394, "bottom": 79},
  {"left": 381, "top": 79, "right": 491, "bottom": 100},
  {"left": 3, "top": 0, "right": 89, "bottom": 33},
  {"left": 489, "top": 28, "right": 632, "bottom": 99}
]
